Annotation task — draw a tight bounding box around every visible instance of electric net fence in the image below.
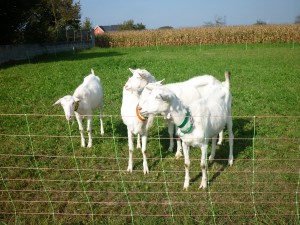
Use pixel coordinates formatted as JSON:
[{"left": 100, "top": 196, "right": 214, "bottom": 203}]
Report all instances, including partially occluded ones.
[{"left": 0, "top": 113, "right": 299, "bottom": 224}]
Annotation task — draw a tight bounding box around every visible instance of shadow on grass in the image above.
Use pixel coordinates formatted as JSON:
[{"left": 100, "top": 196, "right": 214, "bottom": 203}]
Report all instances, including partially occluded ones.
[
  {"left": 112, "top": 119, "right": 173, "bottom": 171},
  {"left": 111, "top": 117, "right": 253, "bottom": 181},
  {"left": 0, "top": 50, "right": 126, "bottom": 69},
  {"left": 189, "top": 118, "right": 254, "bottom": 185}
]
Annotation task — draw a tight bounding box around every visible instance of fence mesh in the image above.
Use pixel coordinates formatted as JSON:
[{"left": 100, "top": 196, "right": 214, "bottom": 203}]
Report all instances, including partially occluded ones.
[{"left": 0, "top": 114, "right": 299, "bottom": 224}]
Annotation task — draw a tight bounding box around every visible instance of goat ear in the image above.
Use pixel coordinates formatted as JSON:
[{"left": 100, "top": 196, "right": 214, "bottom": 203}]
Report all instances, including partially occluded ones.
[
  {"left": 53, "top": 98, "right": 62, "bottom": 106},
  {"left": 73, "top": 97, "right": 81, "bottom": 102},
  {"left": 139, "top": 72, "right": 147, "bottom": 79},
  {"left": 146, "top": 80, "right": 163, "bottom": 91},
  {"left": 158, "top": 94, "right": 170, "bottom": 103},
  {"left": 129, "top": 68, "right": 135, "bottom": 74},
  {"left": 156, "top": 79, "right": 164, "bottom": 85}
]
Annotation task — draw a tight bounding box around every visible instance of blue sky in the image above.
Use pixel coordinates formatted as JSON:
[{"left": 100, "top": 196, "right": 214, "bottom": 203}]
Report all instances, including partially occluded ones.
[{"left": 80, "top": 0, "right": 300, "bottom": 29}]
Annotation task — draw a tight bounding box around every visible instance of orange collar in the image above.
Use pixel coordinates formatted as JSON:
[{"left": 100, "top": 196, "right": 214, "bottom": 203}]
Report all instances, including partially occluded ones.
[{"left": 136, "top": 105, "right": 148, "bottom": 121}]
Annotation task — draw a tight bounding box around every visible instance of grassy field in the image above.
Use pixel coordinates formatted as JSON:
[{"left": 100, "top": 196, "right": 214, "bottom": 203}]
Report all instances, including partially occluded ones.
[{"left": 0, "top": 43, "right": 300, "bottom": 224}]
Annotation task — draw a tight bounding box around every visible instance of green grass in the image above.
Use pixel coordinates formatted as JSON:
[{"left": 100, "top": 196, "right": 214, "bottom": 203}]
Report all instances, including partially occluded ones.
[{"left": 0, "top": 43, "right": 300, "bottom": 224}]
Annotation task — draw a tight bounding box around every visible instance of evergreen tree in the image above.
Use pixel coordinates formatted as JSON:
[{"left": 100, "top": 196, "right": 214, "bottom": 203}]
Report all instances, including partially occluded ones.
[{"left": 82, "top": 17, "right": 93, "bottom": 30}]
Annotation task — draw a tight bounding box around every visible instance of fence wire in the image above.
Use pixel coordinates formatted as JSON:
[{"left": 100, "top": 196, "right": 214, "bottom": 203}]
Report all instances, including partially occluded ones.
[{"left": 0, "top": 113, "right": 299, "bottom": 224}]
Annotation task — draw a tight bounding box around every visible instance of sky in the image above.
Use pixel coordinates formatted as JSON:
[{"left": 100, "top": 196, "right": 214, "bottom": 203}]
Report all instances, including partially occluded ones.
[{"left": 80, "top": 0, "right": 300, "bottom": 29}]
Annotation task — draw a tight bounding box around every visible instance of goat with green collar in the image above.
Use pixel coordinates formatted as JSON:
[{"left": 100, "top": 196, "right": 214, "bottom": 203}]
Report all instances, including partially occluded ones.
[
  {"left": 138, "top": 72, "right": 234, "bottom": 190},
  {"left": 138, "top": 74, "right": 226, "bottom": 159}
]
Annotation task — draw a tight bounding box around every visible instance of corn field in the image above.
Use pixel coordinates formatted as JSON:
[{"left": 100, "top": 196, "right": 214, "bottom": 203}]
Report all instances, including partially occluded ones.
[{"left": 95, "top": 24, "right": 300, "bottom": 48}]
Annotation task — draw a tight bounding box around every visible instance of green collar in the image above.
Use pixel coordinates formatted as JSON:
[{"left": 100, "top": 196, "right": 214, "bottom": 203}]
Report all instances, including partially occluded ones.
[
  {"left": 176, "top": 110, "right": 193, "bottom": 134},
  {"left": 180, "top": 123, "right": 193, "bottom": 134},
  {"left": 177, "top": 110, "right": 190, "bottom": 128}
]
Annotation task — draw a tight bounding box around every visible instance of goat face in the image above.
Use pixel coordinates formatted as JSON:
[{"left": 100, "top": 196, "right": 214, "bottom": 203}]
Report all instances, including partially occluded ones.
[
  {"left": 138, "top": 81, "right": 165, "bottom": 113},
  {"left": 53, "top": 95, "right": 80, "bottom": 121},
  {"left": 139, "top": 88, "right": 171, "bottom": 115},
  {"left": 124, "top": 68, "right": 151, "bottom": 94}
]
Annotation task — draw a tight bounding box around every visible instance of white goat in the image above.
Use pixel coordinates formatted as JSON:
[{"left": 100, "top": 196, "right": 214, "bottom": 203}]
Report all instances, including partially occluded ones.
[
  {"left": 138, "top": 72, "right": 234, "bottom": 190},
  {"left": 53, "top": 69, "right": 104, "bottom": 148},
  {"left": 139, "top": 75, "right": 225, "bottom": 159},
  {"left": 121, "top": 68, "right": 156, "bottom": 174}
]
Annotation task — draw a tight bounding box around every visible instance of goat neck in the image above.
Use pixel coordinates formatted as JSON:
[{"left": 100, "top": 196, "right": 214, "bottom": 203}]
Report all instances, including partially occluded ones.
[{"left": 169, "top": 96, "right": 193, "bottom": 135}]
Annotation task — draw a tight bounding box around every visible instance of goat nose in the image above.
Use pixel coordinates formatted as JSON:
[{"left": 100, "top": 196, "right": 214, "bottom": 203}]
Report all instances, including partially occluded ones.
[{"left": 66, "top": 115, "right": 71, "bottom": 121}]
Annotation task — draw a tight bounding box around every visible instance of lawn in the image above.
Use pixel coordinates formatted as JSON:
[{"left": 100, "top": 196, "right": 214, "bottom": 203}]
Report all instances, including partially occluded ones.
[{"left": 0, "top": 43, "right": 299, "bottom": 224}]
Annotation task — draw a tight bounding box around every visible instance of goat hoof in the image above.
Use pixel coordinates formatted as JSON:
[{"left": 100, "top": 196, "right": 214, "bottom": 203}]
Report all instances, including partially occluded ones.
[
  {"left": 143, "top": 169, "right": 149, "bottom": 175},
  {"left": 175, "top": 152, "right": 183, "bottom": 159},
  {"left": 183, "top": 185, "right": 189, "bottom": 191},
  {"left": 228, "top": 159, "right": 233, "bottom": 166},
  {"left": 168, "top": 147, "right": 173, "bottom": 152},
  {"left": 127, "top": 167, "right": 133, "bottom": 173},
  {"left": 199, "top": 182, "right": 207, "bottom": 189}
]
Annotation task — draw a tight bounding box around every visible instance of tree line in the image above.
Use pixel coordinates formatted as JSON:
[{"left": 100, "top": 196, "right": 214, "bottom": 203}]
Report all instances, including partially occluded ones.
[
  {"left": 0, "top": 0, "right": 146, "bottom": 45},
  {"left": 0, "top": 0, "right": 81, "bottom": 45},
  {"left": 1, "top": 1, "right": 299, "bottom": 45}
]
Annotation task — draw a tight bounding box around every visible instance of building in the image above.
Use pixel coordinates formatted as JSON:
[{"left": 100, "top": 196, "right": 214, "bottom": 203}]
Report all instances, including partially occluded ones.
[{"left": 94, "top": 25, "right": 120, "bottom": 35}]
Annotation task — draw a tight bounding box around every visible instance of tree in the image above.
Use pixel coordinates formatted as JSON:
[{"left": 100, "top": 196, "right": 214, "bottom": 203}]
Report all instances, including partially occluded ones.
[
  {"left": 23, "top": 1, "right": 56, "bottom": 43},
  {"left": 81, "top": 17, "right": 93, "bottom": 30},
  {"left": 204, "top": 16, "right": 226, "bottom": 27},
  {"left": 119, "top": 20, "right": 135, "bottom": 30},
  {"left": 295, "top": 15, "right": 300, "bottom": 24},
  {"left": 134, "top": 23, "right": 146, "bottom": 30},
  {"left": 119, "top": 20, "right": 146, "bottom": 31},
  {"left": 0, "top": 0, "right": 81, "bottom": 44},
  {"left": 47, "top": 0, "right": 81, "bottom": 40},
  {"left": 254, "top": 19, "right": 267, "bottom": 25},
  {"left": 215, "top": 16, "right": 226, "bottom": 26},
  {"left": 0, "top": 0, "right": 40, "bottom": 44},
  {"left": 158, "top": 26, "right": 173, "bottom": 30}
]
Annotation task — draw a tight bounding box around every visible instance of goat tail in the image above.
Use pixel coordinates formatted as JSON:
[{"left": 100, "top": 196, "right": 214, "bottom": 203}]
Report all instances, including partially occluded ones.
[
  {"left": 224, "top": 71, "right": 231, "bottom": 90},
  {"left": 224, "top": 71, "right": 232, "bottom": 114}
]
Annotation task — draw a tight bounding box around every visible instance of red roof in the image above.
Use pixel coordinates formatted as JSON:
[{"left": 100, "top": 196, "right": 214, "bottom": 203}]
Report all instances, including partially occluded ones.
[{"left": 94, "top": 26, "right": 105, "bottom": 35}]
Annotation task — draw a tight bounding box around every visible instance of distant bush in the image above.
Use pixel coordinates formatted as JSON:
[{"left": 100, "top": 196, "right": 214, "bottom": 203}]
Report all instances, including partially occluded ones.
[{"left": 158, "top": 26, "right": 174, "bottom": 30}]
